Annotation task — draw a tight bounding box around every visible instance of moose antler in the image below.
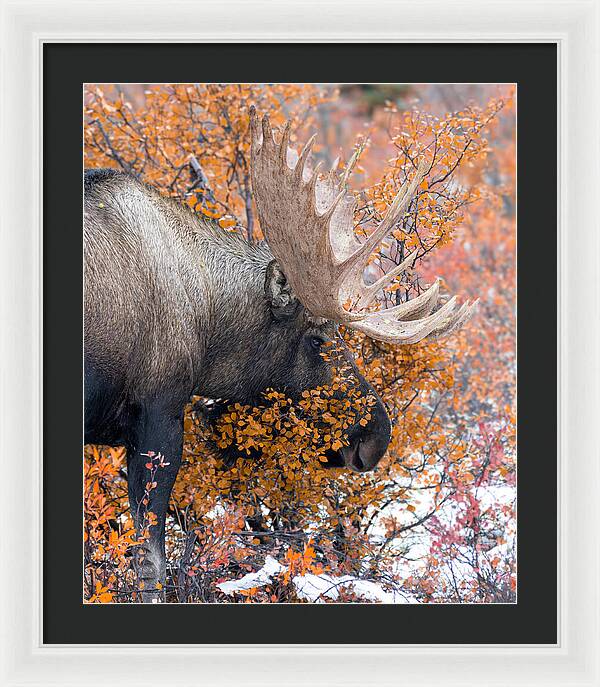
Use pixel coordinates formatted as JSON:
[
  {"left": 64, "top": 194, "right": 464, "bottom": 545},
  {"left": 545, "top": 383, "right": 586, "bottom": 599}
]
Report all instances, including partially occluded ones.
[{"left": 249, "top": 107, "right": 478, "bottom": 344}]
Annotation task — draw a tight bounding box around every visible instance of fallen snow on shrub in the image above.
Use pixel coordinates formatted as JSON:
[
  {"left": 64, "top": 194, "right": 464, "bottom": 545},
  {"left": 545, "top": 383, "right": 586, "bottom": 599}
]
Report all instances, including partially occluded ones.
[{"left": 217, "top": 555, "right": 285, "bottom": 594}]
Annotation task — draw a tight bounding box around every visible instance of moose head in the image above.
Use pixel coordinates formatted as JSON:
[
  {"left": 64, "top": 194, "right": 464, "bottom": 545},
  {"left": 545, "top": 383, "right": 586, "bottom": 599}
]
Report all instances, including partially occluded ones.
[{"left": 231, "top": 107, "right": 479, "bottom": 470}]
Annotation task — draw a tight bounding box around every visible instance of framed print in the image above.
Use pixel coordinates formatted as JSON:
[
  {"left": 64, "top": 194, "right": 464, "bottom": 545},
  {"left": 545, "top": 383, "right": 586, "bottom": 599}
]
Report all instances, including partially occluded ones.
[
  {"left": 1, "top": 1, "right": 599, "bottom": 686},
  {"left": 53, "top": 45, "right": 554, "bottom": 639}
]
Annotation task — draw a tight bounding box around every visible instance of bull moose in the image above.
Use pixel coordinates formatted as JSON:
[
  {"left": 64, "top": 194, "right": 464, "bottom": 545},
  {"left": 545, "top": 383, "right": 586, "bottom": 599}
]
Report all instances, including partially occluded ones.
[{"left": 84, "top": 107, "right": 477, "bottom": 602}]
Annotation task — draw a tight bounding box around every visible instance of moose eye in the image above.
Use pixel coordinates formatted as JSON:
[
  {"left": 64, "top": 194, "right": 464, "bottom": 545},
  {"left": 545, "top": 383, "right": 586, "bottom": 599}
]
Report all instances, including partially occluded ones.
[{"left": 309, "top": 336, "right": 326, "bottom": 352}]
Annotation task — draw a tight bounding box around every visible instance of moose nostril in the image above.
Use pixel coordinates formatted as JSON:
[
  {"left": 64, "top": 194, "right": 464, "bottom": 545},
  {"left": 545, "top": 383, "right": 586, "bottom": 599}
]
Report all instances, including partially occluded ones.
[
  {"left": 344, "top": 438, "right": 366, "bottom": 472},
  {"left": 351, "top": 452, "right": 365, "bottom": 471}
]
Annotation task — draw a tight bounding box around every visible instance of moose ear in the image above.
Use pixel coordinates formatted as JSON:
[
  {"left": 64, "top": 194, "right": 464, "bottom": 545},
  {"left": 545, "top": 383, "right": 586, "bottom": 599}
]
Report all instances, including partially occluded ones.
[{"left": 264, "top": 259, "right": 300, "bottom": 320}]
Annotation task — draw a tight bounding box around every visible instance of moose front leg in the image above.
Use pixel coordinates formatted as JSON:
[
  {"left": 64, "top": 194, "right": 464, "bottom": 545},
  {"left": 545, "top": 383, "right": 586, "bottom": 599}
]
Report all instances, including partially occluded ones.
[{"left": 126, "top": 404, "right": 183, "bottom": 603}]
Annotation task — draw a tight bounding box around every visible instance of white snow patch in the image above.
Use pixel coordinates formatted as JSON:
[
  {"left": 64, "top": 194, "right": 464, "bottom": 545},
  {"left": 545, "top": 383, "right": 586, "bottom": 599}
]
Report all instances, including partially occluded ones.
[
  {"left": 217, "top": 556, "right": 285, "bottom": 595},
  {"left": 293, "top": 573, "right": 418, "bottom": 604}
]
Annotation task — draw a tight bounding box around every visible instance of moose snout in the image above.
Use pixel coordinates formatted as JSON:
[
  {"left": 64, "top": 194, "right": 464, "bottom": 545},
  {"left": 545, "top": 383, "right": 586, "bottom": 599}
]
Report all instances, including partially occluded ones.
[
  {"left": 341, "top": 399, "right": 392, "bottom": 473},
  {"left": 341, "top": 431, "right": 388, "bottom": 472}
]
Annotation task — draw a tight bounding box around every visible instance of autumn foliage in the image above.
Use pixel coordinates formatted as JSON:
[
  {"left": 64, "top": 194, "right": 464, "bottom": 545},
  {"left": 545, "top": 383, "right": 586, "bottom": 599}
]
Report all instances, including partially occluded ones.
[{"left": 84, "top": 83, "right": 516, "bottom": 603}]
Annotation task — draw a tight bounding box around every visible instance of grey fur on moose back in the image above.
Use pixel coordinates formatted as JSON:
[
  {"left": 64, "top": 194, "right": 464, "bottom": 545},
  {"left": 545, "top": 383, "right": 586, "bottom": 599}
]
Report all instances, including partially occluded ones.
[{"left": 84, "top": 110, "right": 475, "bottom": 602}]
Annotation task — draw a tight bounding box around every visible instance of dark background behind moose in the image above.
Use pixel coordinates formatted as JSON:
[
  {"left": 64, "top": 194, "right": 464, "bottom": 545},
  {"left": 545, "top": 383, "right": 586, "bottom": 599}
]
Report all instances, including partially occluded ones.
[{"left": 45, "top": 43, "right": 556, "bottom": 642}]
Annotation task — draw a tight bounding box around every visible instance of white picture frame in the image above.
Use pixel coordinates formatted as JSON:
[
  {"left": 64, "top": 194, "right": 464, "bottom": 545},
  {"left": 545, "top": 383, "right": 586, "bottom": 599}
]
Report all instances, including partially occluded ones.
[{"left": 1, "top": 0, "right": 598, "bottom": 685}]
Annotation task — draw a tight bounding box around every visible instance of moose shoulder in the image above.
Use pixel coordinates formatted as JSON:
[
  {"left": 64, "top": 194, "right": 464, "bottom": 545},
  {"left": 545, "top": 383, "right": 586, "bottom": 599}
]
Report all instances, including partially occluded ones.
[{"left": 84, "top": 110, "right": 476, "bottom": 602}]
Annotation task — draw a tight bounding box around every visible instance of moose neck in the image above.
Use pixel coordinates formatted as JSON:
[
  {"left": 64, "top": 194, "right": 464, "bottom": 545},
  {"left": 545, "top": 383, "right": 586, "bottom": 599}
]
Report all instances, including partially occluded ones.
[{"left": 188, "top": 218, "right": 274, "bottom": 399}]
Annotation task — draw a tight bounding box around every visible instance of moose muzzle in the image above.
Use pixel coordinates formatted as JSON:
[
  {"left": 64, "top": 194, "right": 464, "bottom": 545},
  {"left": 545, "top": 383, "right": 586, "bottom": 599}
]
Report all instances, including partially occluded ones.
[{"left": 340, "top": 395, "right": 391, "bottom": 472}]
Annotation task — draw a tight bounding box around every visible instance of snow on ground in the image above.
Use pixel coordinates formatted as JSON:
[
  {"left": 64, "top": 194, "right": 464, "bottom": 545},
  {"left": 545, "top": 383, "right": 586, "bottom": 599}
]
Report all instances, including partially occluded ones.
[
  {"left": 293, "top": 573, "right": 418, "bottom": 603},
  {"left": 217, "top": 555, "right": 417, "bottom": 602},
  {"left": 362, "top": 480, "right": 516, "bottom": 598},
  {"left": 217, "top": 555, "right": 285, "bottom": 594}
]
